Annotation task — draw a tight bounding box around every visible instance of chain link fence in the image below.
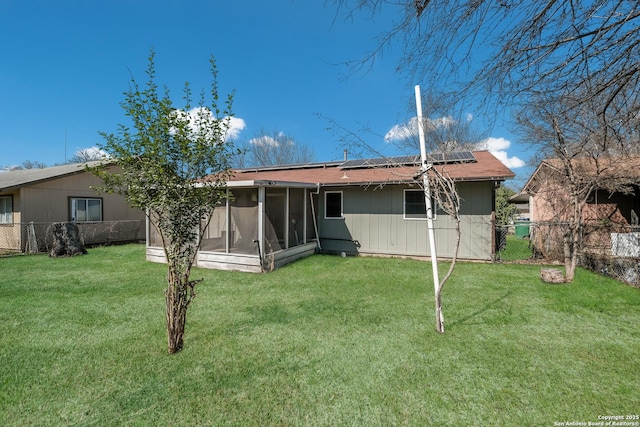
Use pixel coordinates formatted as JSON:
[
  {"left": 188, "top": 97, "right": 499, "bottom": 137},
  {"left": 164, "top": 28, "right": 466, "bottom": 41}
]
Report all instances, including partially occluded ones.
[
  {"left": 496, "top": 221, "right": 640, "bottom": 287},
  {"left": 495, "top": 224, "right": 534, "bottom": 262},
  {"left": 0, "top": 220, "right": 146, "bottom": 256}
]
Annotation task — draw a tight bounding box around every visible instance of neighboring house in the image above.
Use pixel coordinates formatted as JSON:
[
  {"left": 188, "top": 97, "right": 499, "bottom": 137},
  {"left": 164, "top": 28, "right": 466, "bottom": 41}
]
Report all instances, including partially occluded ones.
[
  {"left": 0, "top": 162, "right": 145, "bottom": 252},
  {"left": 147, "top": 150, "right": 515, "bottom": 272},
  {"left": 508, "top": 192, "right": 530, "bottom": 221},
  {"left": 522, "top": 156, "right": 640, "bottom": 258}
]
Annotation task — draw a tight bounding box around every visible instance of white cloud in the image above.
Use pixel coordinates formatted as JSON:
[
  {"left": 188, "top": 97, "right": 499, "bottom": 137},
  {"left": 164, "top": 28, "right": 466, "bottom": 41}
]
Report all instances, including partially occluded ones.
[
  {"left": 385, "top": 117, "right": 419, "bottom": 142},
  {"left": 225, "top": 116, "right": 246, "bottom": 140},
  {"left": 249, "top": 132, "right": 297, "bottom": 148},
  {"left": 249, "top": 134, "right": 280, "bottom": 147},
  {"left": 433, "top": 116, "right": 457, "bottom": 127},
  {"left": 171, "top": 107, "right": 246, "bottom": 142},
  {"left": 479, "top": 137, "right": 525, "bottom": 169},
  {"left": 384, "top": 115, "right": 459, "bottom": 143},
  {"left": 75, "top": 146, "right": 109, "bottom": 160},
  {"left": 385, "top": 118, "right": 526, "bottom": 169}
]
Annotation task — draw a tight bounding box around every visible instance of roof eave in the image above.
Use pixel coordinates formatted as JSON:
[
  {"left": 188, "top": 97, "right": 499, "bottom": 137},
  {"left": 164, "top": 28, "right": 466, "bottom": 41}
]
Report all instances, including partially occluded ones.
[
  {"left": 198, "top": 180, "right": 318, "bottom": 189},
  {"left": 318, "top": 175, "right": 513, "bottom": 187}
]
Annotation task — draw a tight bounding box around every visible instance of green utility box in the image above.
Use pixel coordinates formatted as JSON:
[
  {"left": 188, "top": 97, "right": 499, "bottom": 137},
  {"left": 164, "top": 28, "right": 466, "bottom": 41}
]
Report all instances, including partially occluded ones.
[{"left": 514, "top": 221, "right": 530, "bottom": 238}]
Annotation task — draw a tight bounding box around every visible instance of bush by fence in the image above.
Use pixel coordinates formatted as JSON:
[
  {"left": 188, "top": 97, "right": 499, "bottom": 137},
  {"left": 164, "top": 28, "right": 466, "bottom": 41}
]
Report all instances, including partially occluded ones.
[
  {"left": 496, "top": 222, "right": 640, "bottom": 287},
  {"left": 0, "top": 220, "right": 145, "bottom": 255}
]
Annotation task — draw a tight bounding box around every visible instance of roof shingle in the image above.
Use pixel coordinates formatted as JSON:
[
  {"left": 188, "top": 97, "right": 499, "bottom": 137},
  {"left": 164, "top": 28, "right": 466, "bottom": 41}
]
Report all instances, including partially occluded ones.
[
  {"left": 0, "top": 162, "right": 102, "bottom": 192},
  {"left": 230, "top": 151, "right": 514, "bottom": 185}
]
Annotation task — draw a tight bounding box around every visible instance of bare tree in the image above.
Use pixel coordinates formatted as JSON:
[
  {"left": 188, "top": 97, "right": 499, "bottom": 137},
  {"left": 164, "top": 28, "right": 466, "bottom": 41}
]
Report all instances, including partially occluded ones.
[
  {"left": 22, "top": 160, "right": 48, "bottom": 169},
  {"left": 424, "top": 163, "right": 461, "bottom": 333},
  {"left": 236, "top": 129, "right": 316, "bottom": 167},
  {"left": 331, "top": 1, "right": 640, "bottom": 283},
  {"left": 3, "top": 160, "right": 48, "bottom": 170},
  {"left": 518, "top": 88, "right": 640, "bottom": 281},
  {"left": 331, "top": 0, "right": 640, "bottom": 161},
  {"left": 388, "top": 93, "right": 486, "bottom": 156},
  {"left": 333, "top": 1, "right": 640, "bottom": 121},
  {"left": 66, "top": 147, "right": 107, "bottom": 164}
]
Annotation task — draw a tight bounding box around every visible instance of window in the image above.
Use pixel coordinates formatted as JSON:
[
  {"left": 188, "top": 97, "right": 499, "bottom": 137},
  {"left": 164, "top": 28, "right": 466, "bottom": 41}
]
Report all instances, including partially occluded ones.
[
  {"left": 325, "top": 191, "right": 343, "bottom": 219},
  {"left": 0, "top": 196, "right": 13, "bottom": 224},
  {"left": 404, "top": 189, "right": 436, "bottom": 220},
  {"left": 70, "top": 197, "right": 102, "bottom": 222}
]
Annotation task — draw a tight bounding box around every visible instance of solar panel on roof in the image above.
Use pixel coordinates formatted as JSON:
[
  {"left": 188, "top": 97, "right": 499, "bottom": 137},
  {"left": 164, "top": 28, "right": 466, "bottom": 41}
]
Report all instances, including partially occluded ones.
[
  {"left": 340, "top": 155, "right": 420, "bottom": 169},
  {"left": 444, "top": 151, "right": 476, "bottom": 162},
  {"left": 425, "top": 153, "right": 445, "bottom": 163},
  {"left": 426, "top": 151, "right": 477, "bottom": 163},
  {"left": 340, "top": 151, "right": 476, "bottom": 169}
]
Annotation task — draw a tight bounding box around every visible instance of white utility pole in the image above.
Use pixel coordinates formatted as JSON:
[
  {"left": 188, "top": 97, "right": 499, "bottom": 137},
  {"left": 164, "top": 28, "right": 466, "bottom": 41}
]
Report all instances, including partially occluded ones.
[{"left": 414, "top": 85, "right": 442, "bottom": 327}]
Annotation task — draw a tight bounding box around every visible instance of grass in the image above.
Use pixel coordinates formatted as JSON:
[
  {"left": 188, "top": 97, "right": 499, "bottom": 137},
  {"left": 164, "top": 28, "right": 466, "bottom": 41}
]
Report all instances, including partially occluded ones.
[
  {"left": 498, "top": 234, "right": 534, "bottom": 261},
  {"left": 0, "top": 244, "right": 638, "bottom": 426}
]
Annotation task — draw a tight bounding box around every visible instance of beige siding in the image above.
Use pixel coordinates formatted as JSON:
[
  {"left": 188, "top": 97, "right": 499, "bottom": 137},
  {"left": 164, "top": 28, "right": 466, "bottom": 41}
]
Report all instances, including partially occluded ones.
[
  {"left": 318, "top": 182, "right": 495, "bottom": 260},
  {"left": 1, "top": 168, "right": 144, "bottom": 251},
  {"left": 19, "top": 170, "right": 143, "bottom": 223}
]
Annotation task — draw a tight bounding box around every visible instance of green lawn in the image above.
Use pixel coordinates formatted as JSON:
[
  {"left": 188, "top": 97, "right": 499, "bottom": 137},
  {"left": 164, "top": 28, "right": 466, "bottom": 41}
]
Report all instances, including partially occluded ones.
[
  {"left": 1, "top": 244, "right": 638, "bottom": 426},
  {"left": 498, "top": 234, "right": 534, "bottom": 261}
]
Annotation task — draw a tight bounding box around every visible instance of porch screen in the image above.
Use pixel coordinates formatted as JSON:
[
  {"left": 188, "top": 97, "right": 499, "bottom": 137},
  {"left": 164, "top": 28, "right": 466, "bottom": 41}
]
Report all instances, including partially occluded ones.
[
  {"left": 201, "top": 202, "right": 227, "bottom": 252},
  {"left": 200, "top": 189, "right": 267, "bottom": 255},
  {"left": 307, "top": 191, "right": 317, "bottom": 241},
  {"left": 198, "top": 187, "right": 306, "bottom": 256},
  {"left": 229, "top": 188, "right": 260, "bottom": 254},
  {"left": 149, "top": 224, "right": 162, "bottom": 247},
  {"left": 265, "top": 188, "right": 286, "bottom": 251},
  {"left": 289, "top": 188, "right": 304, "bottom": 247},
  {"left": 148, "top": 212, "right": 162, "bottom": 247},
  {"left": 229, "top": 206, "right": 259, "bottom": 253}
]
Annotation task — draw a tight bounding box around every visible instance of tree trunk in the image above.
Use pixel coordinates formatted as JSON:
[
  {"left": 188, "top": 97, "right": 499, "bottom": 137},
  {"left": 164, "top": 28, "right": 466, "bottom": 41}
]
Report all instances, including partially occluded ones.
[
  {"left": 434, "top": 211, "right": 460, "bottom": 334},
  {"left": 50, "top": 222, "right": 87, "bottom": 257},
  {"left": 165, "top": 269, "right": 189, "bottom": 354},
  {"left": 566, "top": 203, "right": 577, "bottom": 282},
  {"left": 162, "top": 263, "right": 200, "bottom": 354},
  {"left": 565, "top": 230, "right": 580, "bottom": 282},
  {"left": 435, "top": 291, "right": 444, "bottom": 333},
  {"left": 563, "top": 216, "right": 581, "bottom": 282},
  {"left": 565, "top": 254, "right": 577, "bottom": 282},
  {"left": 563, "top": 231, "right": 574, "bottom": 282}
]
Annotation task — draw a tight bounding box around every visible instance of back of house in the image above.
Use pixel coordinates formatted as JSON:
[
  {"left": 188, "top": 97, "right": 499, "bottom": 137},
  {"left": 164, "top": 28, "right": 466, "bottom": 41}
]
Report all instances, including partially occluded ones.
[{"left": 146, "top": 150, "right": 515, "bottom": 272}]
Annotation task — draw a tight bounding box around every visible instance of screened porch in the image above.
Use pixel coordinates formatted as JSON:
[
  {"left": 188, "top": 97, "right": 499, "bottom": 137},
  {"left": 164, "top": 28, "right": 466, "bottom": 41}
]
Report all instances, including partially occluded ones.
[{"left": 147, "top": 181, "right": 319, "bottom": 273}]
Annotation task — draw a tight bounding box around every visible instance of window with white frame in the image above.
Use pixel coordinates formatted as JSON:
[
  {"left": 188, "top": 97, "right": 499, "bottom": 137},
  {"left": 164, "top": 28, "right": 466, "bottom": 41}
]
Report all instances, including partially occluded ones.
[
  {"left": 70, "top": 197, "right": 102, "bottom": 222},
  {"left": 0, "top": 196, "right": 13, "bottom": 224},
  {"left": 325, "top": 191, "right": 343, "bottom": 219},
  {"left": 404, "top": 189, "right": 436, "bottom": 220}
]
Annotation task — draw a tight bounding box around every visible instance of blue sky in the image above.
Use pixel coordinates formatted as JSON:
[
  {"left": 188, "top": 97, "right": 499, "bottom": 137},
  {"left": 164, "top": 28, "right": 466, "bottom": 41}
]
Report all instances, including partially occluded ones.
[{"left": 0, "top": 0, "right": 532, "bottom": 186}]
